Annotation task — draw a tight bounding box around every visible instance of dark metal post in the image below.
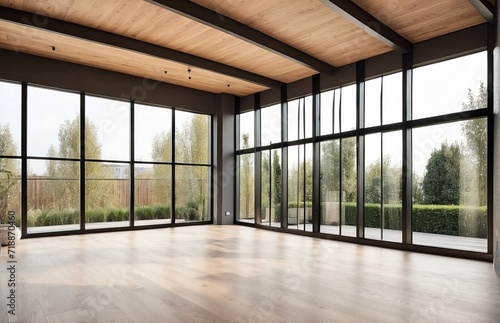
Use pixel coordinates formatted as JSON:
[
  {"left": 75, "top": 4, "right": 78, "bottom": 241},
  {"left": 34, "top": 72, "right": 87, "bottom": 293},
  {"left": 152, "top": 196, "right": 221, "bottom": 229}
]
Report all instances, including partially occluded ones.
[
  {"left": 312, "top": 74, "right": 321, "bottom": 233},
  {"left": 356, "top": 61, "right": 365, "bottom": 238},
  {"left": 402, "top": 53, "right": 413, "bottom": 245}
]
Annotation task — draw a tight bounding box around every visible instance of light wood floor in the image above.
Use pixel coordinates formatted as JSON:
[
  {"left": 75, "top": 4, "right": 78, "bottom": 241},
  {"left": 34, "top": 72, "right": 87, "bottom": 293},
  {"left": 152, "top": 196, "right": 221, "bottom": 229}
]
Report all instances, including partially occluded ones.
[{"left": 1, "top": 225, "right": 499, "bottom": 323}]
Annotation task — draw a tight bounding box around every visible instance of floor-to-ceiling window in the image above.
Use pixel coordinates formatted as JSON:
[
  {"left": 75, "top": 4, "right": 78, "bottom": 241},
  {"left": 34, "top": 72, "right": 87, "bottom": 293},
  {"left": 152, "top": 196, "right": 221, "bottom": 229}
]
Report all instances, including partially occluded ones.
[
  {"left": 236, "top": 111, "right": 255, "bottom": 224},
  {"left": 235, "top": 50, "right": 489, "bottom": 256},
  {"left": 0, "top": 81, "right": 212, "bottom": 234},
  {"left": 412, "top": 52, "right": 487, "bottom": 252}
]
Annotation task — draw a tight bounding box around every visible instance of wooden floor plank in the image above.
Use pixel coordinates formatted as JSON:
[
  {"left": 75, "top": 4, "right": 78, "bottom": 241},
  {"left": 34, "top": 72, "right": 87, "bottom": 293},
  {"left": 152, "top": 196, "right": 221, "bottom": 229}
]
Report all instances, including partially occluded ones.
[{"left": 0, "top": 225, "right": 499, "bottom": 322}]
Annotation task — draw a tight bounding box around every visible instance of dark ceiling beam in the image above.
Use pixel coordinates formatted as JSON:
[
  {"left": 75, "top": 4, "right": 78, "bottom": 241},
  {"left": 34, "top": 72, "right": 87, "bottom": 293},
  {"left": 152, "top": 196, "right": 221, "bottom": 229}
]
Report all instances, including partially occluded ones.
[
  {"left": 0, "top": 6, "right": 284, "bottom": 89},
  {"left": 468, "top": 0, "right": 494, "bottom": 23},
  {"left": 146, "top": 0, "right": 336, "bottom": 75},
  {"left": 319, "top": 0, "right": 412, "bottom": 53}
]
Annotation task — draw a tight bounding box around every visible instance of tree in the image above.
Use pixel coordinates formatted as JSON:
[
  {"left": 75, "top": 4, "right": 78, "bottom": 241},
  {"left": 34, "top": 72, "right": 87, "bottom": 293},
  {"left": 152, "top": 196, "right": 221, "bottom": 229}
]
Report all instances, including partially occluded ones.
[
  {"left": 239, "top": 134, "right": 254, "bottom": 218},
  {"left": 151, "top": 130, "right": 172, "bottom": 206},
  {"left": 342, "top": 138, "right": 357, "bottom": 202},
  {"left": 422, "top": 142, "right": 461, "bottom": 205},
  {"left": 412, "top": 173, "right": 424, "bottom": 204},
  {"left": 320, "top": 138, "right": 356, "bottom": 204},
  {"left": 43, "top": 116, "right": 113, "bottom": 211},
  {"left": 461, "top": 82, "right": 487, "bottom": 206},
  {"left": 365, "top": 157, "right": 401, "bottom": 204},
  {"left": 0, "top": 124, "right": 20, "bottom": 221}
]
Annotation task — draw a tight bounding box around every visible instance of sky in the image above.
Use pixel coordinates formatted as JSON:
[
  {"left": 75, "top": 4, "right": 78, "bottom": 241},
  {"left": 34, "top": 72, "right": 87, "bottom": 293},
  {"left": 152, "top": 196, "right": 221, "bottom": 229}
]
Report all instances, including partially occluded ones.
[{"left": 0, "top": 51, "right": 487, "bottom": 177}]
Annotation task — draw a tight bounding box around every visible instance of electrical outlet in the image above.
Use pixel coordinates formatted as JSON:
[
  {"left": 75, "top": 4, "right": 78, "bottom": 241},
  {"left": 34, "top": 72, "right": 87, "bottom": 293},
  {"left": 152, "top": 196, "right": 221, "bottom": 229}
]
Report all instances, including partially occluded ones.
[{"left": 225, "top": 211, "right": 231, "bottom": 216}]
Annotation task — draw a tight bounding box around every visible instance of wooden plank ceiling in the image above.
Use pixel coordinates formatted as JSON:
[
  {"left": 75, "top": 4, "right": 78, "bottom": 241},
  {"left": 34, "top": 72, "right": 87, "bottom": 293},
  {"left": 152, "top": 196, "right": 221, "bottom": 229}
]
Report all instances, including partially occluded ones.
[{"left": 0, "top": 0, "right": 487, "bottom": 97}]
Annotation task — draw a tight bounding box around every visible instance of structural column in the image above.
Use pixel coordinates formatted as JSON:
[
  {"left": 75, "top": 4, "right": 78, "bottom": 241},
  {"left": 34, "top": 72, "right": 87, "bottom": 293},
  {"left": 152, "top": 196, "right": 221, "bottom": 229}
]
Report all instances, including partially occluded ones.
[{"left": 213, "top": 93, "right": 236, "bottom": 225}]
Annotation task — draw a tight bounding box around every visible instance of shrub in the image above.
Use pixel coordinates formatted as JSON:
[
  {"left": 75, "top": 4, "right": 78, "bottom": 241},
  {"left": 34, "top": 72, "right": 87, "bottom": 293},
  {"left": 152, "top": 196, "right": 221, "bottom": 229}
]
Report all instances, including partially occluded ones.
[{"left": 334, "top": 202, "right": 486, "bottom": 238}]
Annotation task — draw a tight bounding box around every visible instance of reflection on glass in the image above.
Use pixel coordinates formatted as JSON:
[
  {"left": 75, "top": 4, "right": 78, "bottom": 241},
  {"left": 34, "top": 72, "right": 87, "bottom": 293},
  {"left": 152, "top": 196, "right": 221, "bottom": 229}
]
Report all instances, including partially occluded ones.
[
  {"left": 364, "top": 133, "right": 382, "bottom": 240},
  {"left": 412, "top": 120, "right": 487, "bottom": 252},
  {"left": 320, "top": 88, "right": 340, "bottom": 135},
  {"left": 86, "top": 96, "right": 130, "bottom": 161},
  {"left": 365, "top": 78, "right": 381, "bottom": 128},
  {"left": 175, "top": 110, "right": 210, "bottom": 164},
  {"left": 27, "top": 160, "right": 80, "bottom": 233},
  {"left": 85, "top": 162, "right": 129, "bottom": 229},
  {"left": 341, "top": 85, "right": 357, "bottom": 132},
  {"left": 28, "top": 86, "right": 80, "bottom": 158},
  {"left": 261, "top": 149, "right": 281, "bottom": 227},
  {"left": 175, "top": 165, "right": 210, "bottom": 222},
  {"left": 0, "top": 158, "right": 21, "bottom": 227},
  {"left": 341, "top": 137, "right": 357, "bottom": 237},
  {"left": 288, "top": 144, "right": 312, "bottom": 231},
  {"left": 383, "top": 131, "right": 402, "bottom": 242},
  {"left": 288, "top": 96, "right": 312, "bottom": 141},
  {"left": 0, "top": 81, "right": 21, "bottom": 156},
  {"left": 413, "top": 51, "right": 487, "bottom": 120},
  {"left": 135, "top": 164, "right": 171, "bottom": 226},
  {"left": 364, "top": 131, "right": 402, "bottom": 242},
  {"left": 135, "top": 104, "right": 172, "bottom": 162},
  {"left": 383, "top": 72, "right": 402, "bottom": 125},
  {"left": 239, "top": 111, "right": 254, "bottom": 149},
  {"left": 261, "top": 104, "right": 281, "bottom": 145},
  {"left": 320, "top": 140, "right": 340, "bottom": 235},
  {"left": 238, "top": 154, "right": 254, "bottom": 223}
]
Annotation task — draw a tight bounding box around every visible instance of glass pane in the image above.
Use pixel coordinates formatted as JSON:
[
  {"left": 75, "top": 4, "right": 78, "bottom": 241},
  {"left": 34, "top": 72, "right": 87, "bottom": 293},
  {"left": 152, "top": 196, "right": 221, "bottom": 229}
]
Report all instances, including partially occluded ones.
[
  {"left": 135, "top": 104, "right": 172, "bottom": 162},
  {"left": 175, "top": 165, "right": 210, "bottom": 222},
  {"left": 261, "top": 150, "right": 270, "bottom": 225},
  {"left": 413, "top": 51, "right": 487, "bottom": 120},
  {"left": 28, "top": 86, "right": 80, "bottom": 158},
  {"left": 237, "top": 154, "right": 254, "bottom": 223},
  {"left": 383, "top": 131, "right": 402, "bottom": 243},
  {"left": 85, "top": 162, "right": 129, "bottom": 229},
  {"left": 261, "top": 150, "right": 281, "bottom": 227},
  {"left": 288, "top": 96, "right": 312, "bottom": 141},
  {"left": 270, "top": 149, "right": 281, "bottom": 227},
  {"left": 0, "top": 158, "right": 21, "bottom": 226},
  {"left": 134, "top": 164, "right": 171, "bottom": 226},
  {"left": 321, "top": 88, "right": 342, "bottom": 134},
  {"left": 364, "top": 133, "right": 382, "bottom": 240},
  {"left": 342, "top": 137, "right": 357, "bottom": 237},
  {"left": 175, "top": 111, "right": 210, "bottom": 164},
  {"left": 239, "top": 111, "right": 254, "bottom": 149},
  {"left": 85, "top": 96, "right": 130, "bottom": 161},
  {"left": 320, "top": 140, "right": 340, "bottom": 235},
  {"left": 412, "top": 120, "right": 487, "bottom": 252},
  {"left": 365, "top": 78, "right": 381, "bottom": 128},
  {"left": 0, "top": 81, "right": 21, "bottom": 156},
  {"left": 288, "top": 144, "right": 312, "bottom": 232},
  {"left": 261, "top": 104, "right": 281, "bottom": 145},
  {"left": 382, "top": 72, "right": 402, "bottom": 125},
  {"left": 341, "top": 85, "right": 357, "bottom": 132},
  {"left": 27, "top": 159, "right": 80, "bottom": 233}
]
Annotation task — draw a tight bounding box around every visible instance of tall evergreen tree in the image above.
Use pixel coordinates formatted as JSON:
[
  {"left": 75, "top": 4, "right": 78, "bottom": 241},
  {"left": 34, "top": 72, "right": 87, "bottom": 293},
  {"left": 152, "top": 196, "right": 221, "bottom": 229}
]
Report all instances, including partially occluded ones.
[{"left": 422, "top": 142, "right": 461, "bottom": 205}]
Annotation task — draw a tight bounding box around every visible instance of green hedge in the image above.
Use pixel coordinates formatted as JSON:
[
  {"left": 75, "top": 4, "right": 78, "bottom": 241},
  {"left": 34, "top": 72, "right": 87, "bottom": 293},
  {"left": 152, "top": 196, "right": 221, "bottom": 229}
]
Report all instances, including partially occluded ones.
[
  {"left": 340, "top": 203, "right": 486, "bottom": 238},
  {"left": 25, "top": 205, "right": 173, "bottom": 227}
]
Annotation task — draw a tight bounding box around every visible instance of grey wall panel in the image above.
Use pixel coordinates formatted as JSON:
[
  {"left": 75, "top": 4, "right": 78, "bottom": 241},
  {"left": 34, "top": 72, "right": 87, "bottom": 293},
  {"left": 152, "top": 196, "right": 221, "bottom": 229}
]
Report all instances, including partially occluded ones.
[
  {"left": 0, "top": 49, "right": 216, "bottom": 113},
  {"left": 413, "top": 24, "right": 488, "bottom": 67},
  {"left": 365, "top": 50, "right": 402, "bottom": 79},
  {"left": 239, "top": 94, "right": 254, "bottom": 113},
  {"left": 214, "top": 93, "right": 235, "bottom": 225},
  {"left": 287, "top": 75, "right": 313, "bottom": 100},
  {"left": 260, "top": 87, "right": 281, "bottom": 107},
  {"left": 320, "top": 63, "right": 356, "bottom": 91}
]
